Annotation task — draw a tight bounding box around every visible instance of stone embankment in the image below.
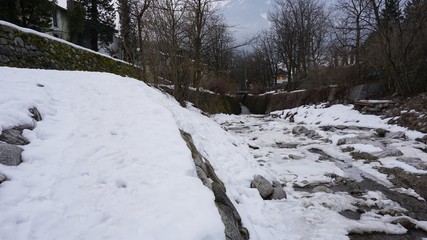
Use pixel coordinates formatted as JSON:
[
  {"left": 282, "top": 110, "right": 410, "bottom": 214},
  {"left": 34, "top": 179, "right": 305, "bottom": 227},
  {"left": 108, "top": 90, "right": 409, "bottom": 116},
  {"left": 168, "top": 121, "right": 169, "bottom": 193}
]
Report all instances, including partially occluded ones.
[
  {"left": 180, "top": 131, "right": 249, "bottom": 240},
  {"left": 0, "top": 21, "right": 140, "bottom": 79}
]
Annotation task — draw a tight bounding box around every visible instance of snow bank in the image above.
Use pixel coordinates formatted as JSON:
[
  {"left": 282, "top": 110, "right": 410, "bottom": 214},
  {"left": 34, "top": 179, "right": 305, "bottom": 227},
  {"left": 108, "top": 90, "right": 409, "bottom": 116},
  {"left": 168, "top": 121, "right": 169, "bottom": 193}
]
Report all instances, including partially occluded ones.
[
  {"left": 273, "top": 104, "right": 424, "bottom": 139},
  {"left": 0, "top": 67, "right": 223, "bottom": 240}
]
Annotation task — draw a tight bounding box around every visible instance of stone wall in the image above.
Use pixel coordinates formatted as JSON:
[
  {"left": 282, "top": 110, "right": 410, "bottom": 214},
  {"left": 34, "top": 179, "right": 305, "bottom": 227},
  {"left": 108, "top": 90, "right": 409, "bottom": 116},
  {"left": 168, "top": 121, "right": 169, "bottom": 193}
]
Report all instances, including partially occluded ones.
[
  {"left": 0, "top": 21, "right": 140, "bottom": 79},
  {"left": 161, "top": 87, "right": 242, "bottom": 115},
  {"left": 243, "top": 86, "right": 349, "bottom": 114}
]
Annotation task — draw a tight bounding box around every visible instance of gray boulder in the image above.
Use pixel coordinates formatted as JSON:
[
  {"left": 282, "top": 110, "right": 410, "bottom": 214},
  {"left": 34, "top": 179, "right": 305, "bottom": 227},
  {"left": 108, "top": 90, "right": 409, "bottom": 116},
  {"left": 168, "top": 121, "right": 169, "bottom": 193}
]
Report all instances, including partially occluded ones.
[
  {"left": 289, "top": 154, "right": 303, "bottom": 160},
  {"left": 251, "top": 175, "right": 274, "bottom": 199},
  {"left": 376, "top": 128, "right": 387, "bottom": 137},
  {"left": 292, "top": 126, "right": 309, "bottom": 135},
  {"left": 0, "top": 142, "right": 23, "bottom": 166},
  {"left": 0, "top": 173, "right": 7, "bottom": 184},
  {"left": 336, "top": 125, "right": 348, "bottom": 130},
  {"left": 386, "top": 131, "right": 406, "bottom": 139},
  {"left": 350, "top": 151, "right": 378, "bottom": 161},
  {"left": 271, "top": 181, "right": 287, "bottom": 200},
  {"left": 312, "top": 186, "right": 334, "bottom": 193},
  {"left": 213, "top": 183, "right": 249, "bottom": 240},
  {"left": 29, "top": 107, "right": 42, "bottom": 121},
  {"left": 337, "top": 138, "right": 347, "bottom": 146},
  {"left": 276, "top": 142, "right": 299, "bottom": 149},
  {"left": 0, "top": 127, "right": 29, "bottom": 145},
  {"left": 341, "top": 146, "right": 355, "bottom": 153},
  {"left": 378, "top": 148, "right": 403, "bottom": 158}
]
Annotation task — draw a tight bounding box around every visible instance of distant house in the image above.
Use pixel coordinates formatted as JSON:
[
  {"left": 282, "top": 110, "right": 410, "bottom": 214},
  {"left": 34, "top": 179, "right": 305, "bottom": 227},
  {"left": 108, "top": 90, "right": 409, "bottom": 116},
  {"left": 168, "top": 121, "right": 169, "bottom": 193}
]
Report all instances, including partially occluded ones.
[
  {"left": 276, "top": 69, "right": 287, "bottom": 84},
  {"left": 49, "top": 4, "right": 69, "bottom": 40},
  {"left": 47, "top": 1, "right": 122, "bottom": 59}
]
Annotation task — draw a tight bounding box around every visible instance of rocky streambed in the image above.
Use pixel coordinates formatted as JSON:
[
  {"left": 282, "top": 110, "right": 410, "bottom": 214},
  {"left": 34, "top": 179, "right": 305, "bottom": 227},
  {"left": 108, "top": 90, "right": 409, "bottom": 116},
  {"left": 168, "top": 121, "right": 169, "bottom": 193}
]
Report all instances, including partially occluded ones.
[{"left": 214, "top": 104, "right": 427, "bottom": 239}]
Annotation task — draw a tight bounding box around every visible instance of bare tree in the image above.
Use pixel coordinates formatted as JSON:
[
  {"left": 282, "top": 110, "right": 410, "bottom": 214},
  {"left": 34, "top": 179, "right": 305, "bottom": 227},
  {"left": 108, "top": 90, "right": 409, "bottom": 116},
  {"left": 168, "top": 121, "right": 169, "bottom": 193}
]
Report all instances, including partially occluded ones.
[
  {"left": 184, "top": 0, "right": 224, "bottom": 104},
  {"left": 151, "top": 0, "right": 191, "bottom": 105},
  {"left": 254, "top": 30, "right": 280, "bottom": 91},
  {"left": 364, "top": 0, "right": 427, "bottom": 95},
  {"left": 332, "top": 0, "right": 373, "bottom": 81},
  {"left": 203, "top": 15, "right": 235, "bottom": 79},
  {"left": 270, "top": 0, "right": 329, "bottom": 90}
]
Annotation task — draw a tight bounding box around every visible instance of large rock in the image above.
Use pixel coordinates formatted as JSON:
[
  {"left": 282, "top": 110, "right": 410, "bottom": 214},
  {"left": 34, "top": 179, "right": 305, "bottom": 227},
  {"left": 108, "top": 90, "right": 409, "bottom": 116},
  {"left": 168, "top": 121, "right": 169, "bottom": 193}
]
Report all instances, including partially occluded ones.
[
  {"left": 0, "top": 142, "right": 23, "bottom": 166},
  {"left": 0, "top": 173, "right": 7, "bottom": 184},
  {"left": 415, "top": 135, "right": 427, "bottom": 144},
  {"left": 292, "top": 126, "right": 321, "bottom": 139},
  {"left": 29, "top": 107, "right": 42, "bottom": 121},
  {"left": 271, "top": 181, "right": 287, "bottom": 200},
  {"left": 375, "top": 128, "right": 387, "bottom": 137},
  {"left": 378, "top": 147, "right": 403, "bottom": 158},
  {"left": 276, "top": 142, "right": 299, "bottom": 149},
  {"left": 212, "top": 183, "right": 249, "bottom": 240},
  {"left": 0, "top": 127, "right": 30, "bottom": 145},
  {"left": 251, "top": 175, "right": 274, "bottom": 199},
  {"left": 350, "top": 151, "right": 378, "bottom": 161},
  {"left": 312, "top": 186, "right": 334, "bottom": 193},
  {"left": 386, "top": 131, "right": 406, "bottom": 139},
  {"left": 292, "top": 126, "right": 309, "bottom": 135}
]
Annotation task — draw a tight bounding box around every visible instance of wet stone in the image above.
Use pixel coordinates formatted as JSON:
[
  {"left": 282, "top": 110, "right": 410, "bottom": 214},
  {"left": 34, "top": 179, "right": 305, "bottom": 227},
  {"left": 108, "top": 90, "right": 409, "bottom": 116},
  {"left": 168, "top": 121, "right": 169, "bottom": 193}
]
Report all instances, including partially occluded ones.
[
  {"left": 0, "top": 142, "right": 23, "bottom": 166},
  {"left": 350, "top": 151, "right": 378, "bottom": 161},
  {"left": 0, "top": 128, "right": 30, "bottom": 145},
  {"left": 312, "top": 186, "right": 334, "bottom": 193},
  {"left": 336, "top": 125, "right": 347, "bottom": 130},
  {"left": 289, "top": 154, "right": 303, "bottom": 160},
  {"left": 251, "top": 175, "right": 274, "bottom": 199},
  {"left": 339, "top": 210, "right": 361, "bottom": 220},
  {"left": 276, "top": 142, "right": 298, "bottom": 149},
  {"left": 375, "top": 128, "right": 387, "bottom": 137},
  {"left": 386, "top": 131, "right": 406, "bottom": 139},
  {"left": 341, "top": 146, "right": 355, "bottom": 152},
  {"left": 377, "top": 148, "right": 403, "bottom": 158}
]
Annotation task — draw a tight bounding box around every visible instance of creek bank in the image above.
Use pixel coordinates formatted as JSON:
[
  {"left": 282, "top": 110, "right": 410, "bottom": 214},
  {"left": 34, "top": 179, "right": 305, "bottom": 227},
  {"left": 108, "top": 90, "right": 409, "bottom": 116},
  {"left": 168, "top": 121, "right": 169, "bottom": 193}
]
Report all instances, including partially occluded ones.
[{"left": 180, "top": 131, "right": 249, "bottom": 240}]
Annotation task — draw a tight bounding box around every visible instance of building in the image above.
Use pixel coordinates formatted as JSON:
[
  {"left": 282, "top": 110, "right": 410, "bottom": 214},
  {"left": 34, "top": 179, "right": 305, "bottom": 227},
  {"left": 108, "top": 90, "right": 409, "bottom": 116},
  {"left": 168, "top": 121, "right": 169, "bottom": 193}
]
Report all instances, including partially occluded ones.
[
  {"left": 276, "top": 69, "right": 287, "bottom": 84},
  {"left": 49, "top": 4, "right": 69, "bottom": 40}
]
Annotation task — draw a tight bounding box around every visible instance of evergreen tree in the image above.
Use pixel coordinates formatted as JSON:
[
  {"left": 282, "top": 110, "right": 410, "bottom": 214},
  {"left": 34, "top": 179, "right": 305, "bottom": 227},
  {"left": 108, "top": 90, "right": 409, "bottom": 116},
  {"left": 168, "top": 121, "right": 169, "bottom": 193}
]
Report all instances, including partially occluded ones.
[
  {"left": 0, "top": 0, "right": 20, "bottom": 25},
  {"left": 0, "top": 0, "right": 56, "bottom": 32},
  {"left": 67, "top": 2, "right": 86, "bottom": 45},
  {"left": 81, "top": 0, "right": 116, "bottom": 51},
  {"left": 381, "top": 0, "right": 402, "bottom": 24}
]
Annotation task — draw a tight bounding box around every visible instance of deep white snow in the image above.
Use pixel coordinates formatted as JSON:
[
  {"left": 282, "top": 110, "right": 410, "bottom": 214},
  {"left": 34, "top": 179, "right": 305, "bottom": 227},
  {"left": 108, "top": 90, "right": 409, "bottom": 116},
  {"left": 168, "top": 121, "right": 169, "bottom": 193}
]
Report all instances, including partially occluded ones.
[
  {"left": 0, "top": 67, "right": 224, "bottom": 240},
  {"left": 1, "top": 67, "right": 427, "bottom": 240}
]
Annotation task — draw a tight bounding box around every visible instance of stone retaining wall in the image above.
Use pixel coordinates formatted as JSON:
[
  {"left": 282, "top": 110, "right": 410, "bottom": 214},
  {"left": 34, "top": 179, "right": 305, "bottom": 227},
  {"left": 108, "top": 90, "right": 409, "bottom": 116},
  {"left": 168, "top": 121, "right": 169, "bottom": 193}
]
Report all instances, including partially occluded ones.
[
  {"left": 243, "top": 86, "right": 349, "bottom": 114},
  {"left": 242, "top": 83, "right": 389, "bottom": 114},
  {"left": 0, "top": 21, "right": 140, "bottom": 79}
]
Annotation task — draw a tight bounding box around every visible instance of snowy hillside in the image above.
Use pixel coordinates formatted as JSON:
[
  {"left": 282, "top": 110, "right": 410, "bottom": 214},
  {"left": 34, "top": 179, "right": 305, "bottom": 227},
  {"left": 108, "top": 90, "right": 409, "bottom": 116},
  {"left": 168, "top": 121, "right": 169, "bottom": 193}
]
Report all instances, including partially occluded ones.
[{"left": 1, "top": 67, "right": 427, "bottom": 240}]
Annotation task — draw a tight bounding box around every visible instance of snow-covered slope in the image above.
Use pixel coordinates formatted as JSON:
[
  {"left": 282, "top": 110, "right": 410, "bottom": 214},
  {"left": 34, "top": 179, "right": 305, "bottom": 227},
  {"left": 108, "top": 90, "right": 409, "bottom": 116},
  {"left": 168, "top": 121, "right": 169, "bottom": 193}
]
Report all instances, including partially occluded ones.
[{"left": 0, "top": 67, "right": 228, "bottom": 240}]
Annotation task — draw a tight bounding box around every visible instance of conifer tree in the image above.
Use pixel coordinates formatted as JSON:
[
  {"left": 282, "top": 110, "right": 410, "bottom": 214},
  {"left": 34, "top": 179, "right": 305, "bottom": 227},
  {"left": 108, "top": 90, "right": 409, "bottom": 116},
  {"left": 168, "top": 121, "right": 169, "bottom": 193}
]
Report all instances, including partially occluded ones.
[
  {"left": 381, "top": 0, "right": 402, "bottom": 24},
  {"left": 0, "top": 0, "right": 56, "bottom": 32},
  {"left": 77, "top": 0, "right": 116, "bottom": 51}
]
